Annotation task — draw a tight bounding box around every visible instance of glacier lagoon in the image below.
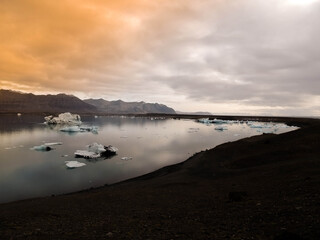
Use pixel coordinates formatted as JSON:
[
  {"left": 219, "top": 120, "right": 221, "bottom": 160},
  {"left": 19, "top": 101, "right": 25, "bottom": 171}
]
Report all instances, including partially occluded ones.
[{"left": 0, "top": 114, "right": 298, "bottom": 203}]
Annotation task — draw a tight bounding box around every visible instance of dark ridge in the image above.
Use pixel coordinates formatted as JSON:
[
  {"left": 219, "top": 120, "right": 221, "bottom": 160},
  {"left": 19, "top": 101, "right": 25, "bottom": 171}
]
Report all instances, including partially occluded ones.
[
  {"left": 0, "top": 89, "right": 97, "bottom": 113},
  {"left": 84, "top": 98, "right": 176, "bottom": 114}
]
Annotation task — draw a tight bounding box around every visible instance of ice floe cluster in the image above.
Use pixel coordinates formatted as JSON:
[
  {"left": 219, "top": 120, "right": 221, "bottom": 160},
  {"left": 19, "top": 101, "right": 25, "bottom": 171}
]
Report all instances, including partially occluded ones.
[
  {"left": 34, "top": 112, "right": 130, "bottom": 169},
  {"left": 30, "top": 141, "right": 121, "bottom": 168},
  {"left": 196, "top": 118, "right": 297, "bottom": 133}
]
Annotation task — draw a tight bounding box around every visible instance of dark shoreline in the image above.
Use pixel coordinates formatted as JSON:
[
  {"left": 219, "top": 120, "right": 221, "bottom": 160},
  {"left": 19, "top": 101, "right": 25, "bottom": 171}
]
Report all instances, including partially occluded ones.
[{"left": 0, "top": 115, "right": 320, "bottom": 239}]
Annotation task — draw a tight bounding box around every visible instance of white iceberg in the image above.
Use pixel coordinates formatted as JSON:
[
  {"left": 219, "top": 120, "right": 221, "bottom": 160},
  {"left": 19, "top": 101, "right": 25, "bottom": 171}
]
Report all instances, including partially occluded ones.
[
  {"left": 65, "top": 161, "right": 86, "bottom": 169},
  {"left": 74, "top": 150, "right": 101, "bottom": 159},
  {"left": 87, "top": 143, "right": 106, "bottom": 154},
  {"left": 75, "top": 143, "right": 118, "bottom": 159},
  {"left": 44, "top": 112, "right": 82, "bottom": 125},
  {"left": 121, "top": 157, "right": 133, "bottom": 161}
]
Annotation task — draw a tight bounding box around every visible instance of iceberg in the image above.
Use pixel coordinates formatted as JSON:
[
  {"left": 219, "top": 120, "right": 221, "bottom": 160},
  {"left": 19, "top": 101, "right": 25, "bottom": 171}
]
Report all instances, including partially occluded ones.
[
  {"left": 65, "top": 161, "right": 86, "bottom": 169},
  {"left": 121, "top": 157, "right": 133, "bottom": 161},
  {"left": 31, "top": 145, "right": 53, "bottom": 151},
  {"left": 44, "top": 142, "right": 63, "bottom": 146},
  {"left": 249, "top": 124, "right": 264, "bottom": 128},
  {"left": 214, "top": 126, "right": 228, "bottom": 131},
  {"left": 197, "top": 118, "right": 212, "bottom": 124},
  {"left": 44, "top": 112, "right": 82, "bottom": 125},
  {"left": 80, "top": 126, "right": 99, "bottom": 134},
  {"left": 74, "top": 150, "right": 101, "bottom": 159},
  {"left": 212, "top": 118, "right": 229, "bottom": 124},
  {"left": 87, "top": 142, "right": 106, "bottom": 154},
  {"left": 75, "top": 143, "right": 118, "bottom": 159},
  {"left": 105, "top": 145, "right": 118, "bottom": 154},
  {"left": 31, "top": 142, "right": 63, "bottom": 151},
  {"left": 59, "top": 126, "right": 99, "bottom": 134}
]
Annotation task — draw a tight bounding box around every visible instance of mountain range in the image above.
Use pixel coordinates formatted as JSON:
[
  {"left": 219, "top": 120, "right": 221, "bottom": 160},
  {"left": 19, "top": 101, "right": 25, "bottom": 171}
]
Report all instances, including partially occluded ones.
[
  {"left": 0, "top": 89, "right": 176, "bottom": 114},
  {"left": 84, "top": 98, "right": 175, "bottom": 114}
]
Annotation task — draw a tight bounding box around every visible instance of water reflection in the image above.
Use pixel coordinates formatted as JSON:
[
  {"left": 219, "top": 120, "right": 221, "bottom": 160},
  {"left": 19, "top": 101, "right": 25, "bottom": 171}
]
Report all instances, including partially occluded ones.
[
  {"left": 0, "top": 114, "right": 45, "bottom": 133},
  {"left": 0, "top": 115, "right": 297, "bottom": 203}
]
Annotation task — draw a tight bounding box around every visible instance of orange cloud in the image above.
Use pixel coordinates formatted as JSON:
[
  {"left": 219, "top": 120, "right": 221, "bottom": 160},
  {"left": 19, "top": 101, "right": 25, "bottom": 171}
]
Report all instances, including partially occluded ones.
[
  {"left": 0, "top": 0, "right": 225, "bottom": 94},
  {"left": 0, "top": 0, "right": 158, "bottom": 92}
]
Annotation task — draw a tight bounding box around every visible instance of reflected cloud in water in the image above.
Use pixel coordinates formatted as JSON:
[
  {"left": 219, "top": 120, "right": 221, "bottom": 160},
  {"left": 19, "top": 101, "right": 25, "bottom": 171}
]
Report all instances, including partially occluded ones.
[{"left": 0, "top": 115, "right": 297, "bottom": 203}]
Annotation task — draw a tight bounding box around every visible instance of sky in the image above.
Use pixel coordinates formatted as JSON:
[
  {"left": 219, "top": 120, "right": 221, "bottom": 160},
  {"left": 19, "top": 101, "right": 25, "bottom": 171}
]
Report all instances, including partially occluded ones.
[{"left": 1, "top": 0, "right": 320, "bottom": 116}]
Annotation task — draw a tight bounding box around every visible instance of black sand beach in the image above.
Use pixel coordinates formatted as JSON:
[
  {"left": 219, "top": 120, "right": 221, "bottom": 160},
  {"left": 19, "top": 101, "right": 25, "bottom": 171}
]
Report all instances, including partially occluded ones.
[{"left": 0, "top": 116, "right": 319, "bottom": 239}]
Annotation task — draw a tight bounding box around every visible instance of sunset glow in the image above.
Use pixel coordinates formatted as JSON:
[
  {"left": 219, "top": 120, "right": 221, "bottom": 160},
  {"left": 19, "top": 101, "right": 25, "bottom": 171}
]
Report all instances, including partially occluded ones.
[{"left": 1, "top": 0, "right": 320, "bottom": 116}]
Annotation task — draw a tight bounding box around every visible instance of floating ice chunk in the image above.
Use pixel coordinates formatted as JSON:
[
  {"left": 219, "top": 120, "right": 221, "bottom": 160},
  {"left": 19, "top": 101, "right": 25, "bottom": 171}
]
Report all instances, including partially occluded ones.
[
  {"left": 45, "top": 112, "right": 82, "bottom": 125},
  {"left": 74, "top": 150, "right": 100, "bottom": 159},
  {"left": 214, "top": 126, "right": 228, "bottom": 131},
  {"left": 31, "top": 145, "right": 53, "bottom": 151},
  {"left": 61, "top": 154, "right": 69, "bottom": 157},
  {"left": 75, "top": 143, "right": 118, "bottom": 159},
  {"left": 249, "top": 124, "right": 264, "bottom": 128},
  {"left": 212, "top": 118, "right": 229, "bottom": 124},
  {"left": 44, "top": 142, "right": 63, "bottom": 146},
  {"left": 105, "top": 145, "right": 118, "bottom": 153},
  {"left": 197, "top": 118, "right": 212, "bottom": 124},
  {"left": 121, "top": 157, "right": 133, "bottom": 161},
  {"left": 275, "top": 123, "right": 289, "bottom": 128},
  {"left": 80, "top": 126, "right": 99, "bottom": 134},
  {"left": 60, "top": 126, "right": 82, "bottom": 132},
  {"left": 87, "top": 142, "right": 106, "bottom": 154},
  {"left": 65, "top": 161, "right": 86, "bottom": 169}
]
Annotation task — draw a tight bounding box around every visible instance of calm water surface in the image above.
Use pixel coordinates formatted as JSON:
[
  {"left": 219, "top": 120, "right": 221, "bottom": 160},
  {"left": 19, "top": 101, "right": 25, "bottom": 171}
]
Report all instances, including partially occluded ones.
[{"left": 0, "top": 114, "right": 297, "bottom": 203}]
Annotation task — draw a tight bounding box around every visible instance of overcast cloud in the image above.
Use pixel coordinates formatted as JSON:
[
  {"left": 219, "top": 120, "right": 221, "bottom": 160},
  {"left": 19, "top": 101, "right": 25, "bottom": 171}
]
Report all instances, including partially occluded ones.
[{"left": 0, "top": 0, "right": 320, "bottom": 116}]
